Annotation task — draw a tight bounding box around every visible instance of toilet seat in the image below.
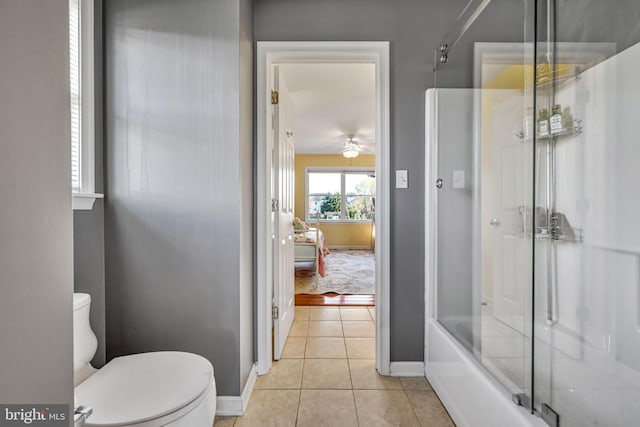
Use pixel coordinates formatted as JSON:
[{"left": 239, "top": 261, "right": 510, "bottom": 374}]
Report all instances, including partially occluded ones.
[{"left": 75, "top": 351, "right": 214, "bottom": 426}]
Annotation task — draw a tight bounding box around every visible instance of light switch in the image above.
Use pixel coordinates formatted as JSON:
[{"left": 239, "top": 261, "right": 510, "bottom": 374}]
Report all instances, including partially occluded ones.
[
  {"left": 396, "top": 170, "right": 408, "bottom": 189},
  {"left": 452, "top": 170, "right": 465, "bottom": 189}
]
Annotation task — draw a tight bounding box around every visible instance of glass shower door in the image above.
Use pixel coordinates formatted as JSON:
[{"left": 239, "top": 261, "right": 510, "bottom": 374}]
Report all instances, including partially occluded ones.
[
  {"left": 433, "top": 0, "right": 537, "bottom": 410},
  {"left": 432, "top": 0, "right": 640, "bottom": 424},
  {"left": 532, "top": 1, "right": 640, "bottom": 426}
]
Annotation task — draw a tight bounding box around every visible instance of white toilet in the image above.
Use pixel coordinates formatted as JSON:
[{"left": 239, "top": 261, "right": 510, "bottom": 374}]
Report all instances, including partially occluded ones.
[{"left": 73, "top": 293, "right": 216, "bottom": 426}]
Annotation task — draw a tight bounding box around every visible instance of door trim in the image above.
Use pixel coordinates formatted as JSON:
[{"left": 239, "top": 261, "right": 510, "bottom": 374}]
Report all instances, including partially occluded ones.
[{"left": 256, "top": 41, "right": 391, "bottom": 375}]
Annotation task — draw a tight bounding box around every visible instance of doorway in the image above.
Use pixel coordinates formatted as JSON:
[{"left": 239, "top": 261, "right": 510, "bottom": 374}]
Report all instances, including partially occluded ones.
[{"left": 256, "top": 42, "right": 390, "bottom": 376}]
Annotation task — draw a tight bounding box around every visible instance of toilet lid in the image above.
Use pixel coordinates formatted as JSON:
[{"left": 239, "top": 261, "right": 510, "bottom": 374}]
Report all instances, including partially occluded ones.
[{"left": 75, "top": 351, "right": 213, "bottom": 426}]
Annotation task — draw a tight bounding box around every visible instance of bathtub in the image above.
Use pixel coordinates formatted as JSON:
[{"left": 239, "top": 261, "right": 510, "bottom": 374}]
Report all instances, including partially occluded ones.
[{"left": 425, "top": 319, "right": 547, "bottom": 427}]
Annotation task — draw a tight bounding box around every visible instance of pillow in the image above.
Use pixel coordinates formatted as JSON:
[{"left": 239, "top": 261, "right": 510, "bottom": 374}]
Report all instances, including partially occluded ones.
[{"left": 293, "top": 217, "right": 309, "bottom": 231}]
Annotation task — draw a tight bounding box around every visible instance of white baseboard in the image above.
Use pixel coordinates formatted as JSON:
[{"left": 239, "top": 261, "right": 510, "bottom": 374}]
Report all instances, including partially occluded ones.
[
  {"left": 215, "top": 396, "right": 243, "bottom": 416},
  {"left": 216, "top": 363, "right": 257, "bottom": 416},
  {"left": 389, "top": 361, "right": 426, "bottom": 377},
  {"left": 240, "top": 363, "right": 257, "bottom": 413}
]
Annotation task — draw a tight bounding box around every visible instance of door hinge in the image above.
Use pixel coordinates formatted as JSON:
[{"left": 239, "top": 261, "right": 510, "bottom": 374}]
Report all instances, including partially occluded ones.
[
  {"left": 271, "top": 90, "right": 279, "bottom": 105},
  {"left": 272, "top": 305, "right": 279, "bottom": 320},
  {"left": 271, "top": 199, "right": 279, "bottom": 212}
]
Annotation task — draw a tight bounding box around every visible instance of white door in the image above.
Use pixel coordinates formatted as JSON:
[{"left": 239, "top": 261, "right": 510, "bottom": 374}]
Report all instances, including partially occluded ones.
[
  {"left": 272, "top": 65, "right": 295, "bottom": 360},
  {"left": 490, "top": 91, "right": 532, "bottom": 335}
]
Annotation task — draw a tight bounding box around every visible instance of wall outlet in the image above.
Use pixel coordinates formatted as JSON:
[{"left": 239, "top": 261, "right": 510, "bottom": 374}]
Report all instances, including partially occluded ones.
[
  {"left": 396, "top": 170, "right": 408, "bottom": 189},
  {"left": 452, "top": 170, "right": 465, "bottom": 189}
]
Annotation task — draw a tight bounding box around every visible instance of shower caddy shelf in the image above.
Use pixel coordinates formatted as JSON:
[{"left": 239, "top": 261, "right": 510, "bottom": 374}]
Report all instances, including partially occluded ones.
[
  {"left": 516, "top": 118, "right": 583, "bottom": 141},
  {"left": 527, "top": 228, "right": 584, "bottom": 243},
  {"left": 535, "top": 72, "right": 581, "bottom": 91}
]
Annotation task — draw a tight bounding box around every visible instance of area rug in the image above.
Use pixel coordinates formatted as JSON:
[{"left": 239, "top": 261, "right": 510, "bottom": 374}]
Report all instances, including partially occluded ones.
[{"left": 295, "top": 250, "right": 375, "bottom": 295}]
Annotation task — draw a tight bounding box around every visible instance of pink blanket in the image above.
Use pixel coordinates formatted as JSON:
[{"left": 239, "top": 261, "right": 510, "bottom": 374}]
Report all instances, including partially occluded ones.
[
  {"left": 295, "top": 227, "right": 329, "bottom": 277},
  {"left": 318, "top": 251, "right": 326, "bottom": 277}
]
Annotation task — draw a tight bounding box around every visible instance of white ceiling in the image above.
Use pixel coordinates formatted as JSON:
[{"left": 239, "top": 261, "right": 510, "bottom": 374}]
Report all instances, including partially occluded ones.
[{"left": 279, "top": 63, "right": 376, "bottom": 155}]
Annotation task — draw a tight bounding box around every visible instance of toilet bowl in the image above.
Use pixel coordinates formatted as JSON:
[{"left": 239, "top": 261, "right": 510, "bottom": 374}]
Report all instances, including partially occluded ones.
[{"left": 73, "top": 293, "right": 216, "bottom": 426}]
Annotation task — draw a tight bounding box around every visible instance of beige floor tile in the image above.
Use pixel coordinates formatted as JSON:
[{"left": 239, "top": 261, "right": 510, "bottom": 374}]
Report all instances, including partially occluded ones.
[
  {"left": 348, "top": 359, "right": 402, "bottom": 390},
  {"left": 290, "top": 320, "right": 309, "bottom": 337},
  {"left": 406, "top": 390, "right": 455, "bottom": 427},
  {"left": 345, "top": 337, "right": 375, "bottom": 358},
  {"left": 302, "top": 358, "right": 352, "bottom": 389},
  {"left": 213, "top": 416, "right": 237, "bottom": 426},
  {"left": 297, "top": 390, "right": 358, "bottom": 427},
  {"left": 340, "top": 307, "right": 373, "bottom": 321},
  {"left": 400, "top": 376, "right": 433, "bottom": 391},
  {"left": 342, "top": 320, "right": 375, "bottom": 337},
  {"left": 353, "top": 390, "right": 420, "bottom": 426},
  {"left": 308, "top": 320, "right": 343, "bottom": 337},
  {"left": 235, "top": 390, "right": 300, "bottom": 427},
  {"left": 305, "top": 337, "right": 347, "bottom": 358},
  {"left": 310, "top": 307, "right": 341, "bottom": 320},
  {"left": 254, "top": 359, "right": 303, "bottom": 389},
  {"left": 295, "top": 306, "right": 311, "bottom": 320},
  {"left": 281, "top": 337, "right": 306, "bottom": 359}
]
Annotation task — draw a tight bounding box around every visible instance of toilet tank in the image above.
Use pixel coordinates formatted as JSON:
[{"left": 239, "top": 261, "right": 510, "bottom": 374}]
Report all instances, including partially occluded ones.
[{"left": 73, "top": 293, "right": 98, "bottom": 381}]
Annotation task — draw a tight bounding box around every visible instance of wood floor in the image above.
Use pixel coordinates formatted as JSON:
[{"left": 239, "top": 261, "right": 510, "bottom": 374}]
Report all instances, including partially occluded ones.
[{"left": 295, "top": 293, "right": 375, "bottom": 306}]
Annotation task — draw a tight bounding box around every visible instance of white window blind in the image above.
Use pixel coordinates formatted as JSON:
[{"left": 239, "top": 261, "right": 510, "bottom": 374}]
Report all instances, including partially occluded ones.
[{"left": 69, "top": 0, "right": 81, "bottom": 192}]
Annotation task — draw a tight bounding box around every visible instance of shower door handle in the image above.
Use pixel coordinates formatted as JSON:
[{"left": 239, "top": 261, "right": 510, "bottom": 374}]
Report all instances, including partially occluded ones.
[{"left": 489, "top": 219, "right": 500, "bottom": 227}]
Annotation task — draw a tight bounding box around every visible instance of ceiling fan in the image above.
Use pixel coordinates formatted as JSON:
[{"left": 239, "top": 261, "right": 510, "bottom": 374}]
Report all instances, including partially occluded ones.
[{"left": 341, "top": 136, "right": 361, "bottom": 159}]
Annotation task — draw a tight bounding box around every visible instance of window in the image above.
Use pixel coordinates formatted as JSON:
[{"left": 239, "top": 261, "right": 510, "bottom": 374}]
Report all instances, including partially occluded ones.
[
  {"left": 306, "top": 169, "right": 376, "bottom": 222},
  {"left": 69, "top": 0, "right": 101, "bottom": 209}
]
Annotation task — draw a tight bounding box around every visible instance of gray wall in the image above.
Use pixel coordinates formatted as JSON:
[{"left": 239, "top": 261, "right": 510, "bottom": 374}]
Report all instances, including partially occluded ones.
[
  {"left": 104, "top": 0, "right": 253, "bottom": 396},
  {"left": 556, "top": 0, "right": 640, "bottom": 54},
  {"left": 73, "top": 0, "right": 106, "bottom": 368},
  {"left": 254, "top": 0, "right": 528, "bottom": 361},
  {"left": 0, "top": 0, "right": 74, "bottom": 407},
  {"left": 254, "top": 0, "right": 467, "bottom": 361},
  {"left": 239, "top": 0, "right": 255, "bottom": 384},
  {"left": 74, "top": 202, "right": 106, "bottom": 368}
]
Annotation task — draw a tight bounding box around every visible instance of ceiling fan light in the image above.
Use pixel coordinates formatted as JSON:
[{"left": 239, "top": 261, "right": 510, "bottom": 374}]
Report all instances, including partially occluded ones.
[
  {"left": 342, "top": 148, "right": 359, "bottom": 159},
  {"left": 342, "top": 137, "right": 360, "bottom": 158}
]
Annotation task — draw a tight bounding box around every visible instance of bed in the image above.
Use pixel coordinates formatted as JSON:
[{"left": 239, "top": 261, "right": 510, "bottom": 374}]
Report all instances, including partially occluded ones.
[{"left": 294, "top": 220, "right": 329, "bottom": 278}]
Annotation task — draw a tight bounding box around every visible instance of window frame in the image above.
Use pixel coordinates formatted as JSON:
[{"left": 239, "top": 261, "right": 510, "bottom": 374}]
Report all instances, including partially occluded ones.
[
  {"left": 305, "top": 167, "right": 376, "bottom": 223},
  {"left": 70, "top": 0, "right": 102, "bottom": 210}
]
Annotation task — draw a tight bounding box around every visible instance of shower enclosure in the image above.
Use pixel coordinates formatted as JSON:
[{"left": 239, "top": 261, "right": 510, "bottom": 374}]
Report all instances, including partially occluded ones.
[{"left": 425, "top": 1, "right": 640, "bottom": 426}]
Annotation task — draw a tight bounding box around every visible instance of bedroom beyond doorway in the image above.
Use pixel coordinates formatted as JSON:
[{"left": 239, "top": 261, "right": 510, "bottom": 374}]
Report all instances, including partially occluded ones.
[
  {"left": 295, "top": 249, "right": 375, "bottom": 295},
  {"left": 256, "top": 41, "right": 390, "bottom": 377},
  {"left": 281, "top": 62, "right": 377, "bottom": 308}
]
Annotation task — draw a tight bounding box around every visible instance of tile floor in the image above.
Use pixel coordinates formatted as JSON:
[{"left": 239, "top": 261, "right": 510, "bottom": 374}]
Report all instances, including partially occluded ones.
[{"left": 214, "top": 306, "right": 455, "bottom": 427}]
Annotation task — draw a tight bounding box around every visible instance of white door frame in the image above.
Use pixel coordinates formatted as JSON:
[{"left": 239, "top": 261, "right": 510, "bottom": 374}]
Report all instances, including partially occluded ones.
[{"left": 256, "top": 41, "right": 391, "bottom": 376}]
